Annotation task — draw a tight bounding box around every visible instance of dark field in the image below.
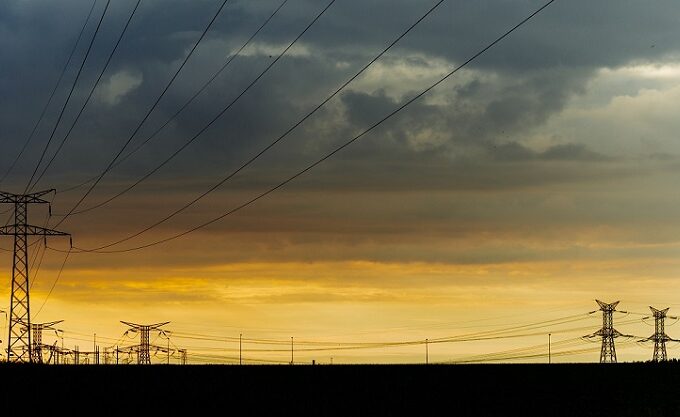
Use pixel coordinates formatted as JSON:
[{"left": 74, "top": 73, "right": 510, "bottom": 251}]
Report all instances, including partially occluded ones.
[{"left": 1, "top": 363, "right": 679, "bottom": 415}]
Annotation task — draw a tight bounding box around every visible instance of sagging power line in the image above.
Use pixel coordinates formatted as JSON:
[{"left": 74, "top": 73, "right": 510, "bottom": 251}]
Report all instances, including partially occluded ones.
[{"left": 61, "top": 0, "right": 558, "bottom": 254}]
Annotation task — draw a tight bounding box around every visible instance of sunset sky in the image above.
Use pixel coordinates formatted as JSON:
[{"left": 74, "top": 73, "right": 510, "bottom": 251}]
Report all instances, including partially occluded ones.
[{"left": 2, "top": 0, "right": 680, "bottom": 364}]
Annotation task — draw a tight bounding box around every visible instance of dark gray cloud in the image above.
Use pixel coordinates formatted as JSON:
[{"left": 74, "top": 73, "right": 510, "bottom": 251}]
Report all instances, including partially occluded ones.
[{"left": 0, "top": 0, "right": 678, "bottom": 231}]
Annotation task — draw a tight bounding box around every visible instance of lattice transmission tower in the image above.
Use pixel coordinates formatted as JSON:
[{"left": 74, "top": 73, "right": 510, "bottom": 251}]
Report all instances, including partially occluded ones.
[
  {"left": 0, "top": 190, "right": 70, "bottom": 363},
  {"left": 584, "top": 300, "right": 628, "bottom": 363},
  {"left": 120, "top": 321, "right": 170, "bottom": 364},
  {"left": 30, "top": 319, "right": 63, "bottom": 363},
  {"left": 639, "top": 307, "right": 678, "bottom": 362}
]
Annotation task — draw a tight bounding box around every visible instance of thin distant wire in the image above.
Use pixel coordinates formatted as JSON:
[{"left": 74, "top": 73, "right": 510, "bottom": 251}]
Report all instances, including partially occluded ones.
[
  {"left": 25, "top": 208, "right": 54, "bottom": 291},
  {"left": 168, "top": 303, "right": 588, "bottom": 338},
  {"left": 71, "top": 0, "right": 558, "bottom": 253},
  {"left": 29, "top": 242, "right": 47, "bottom": 290},
  {"left": 0, "top": 239, "right": 41, "bottom": 253},
  {"left": 23, "top": 0, "right": 112, "bottom": 193},
  {"left": 28, "top": 0, "right": 144, "bottom": 192},
  {"left": 52, "top": 0, "right": 233, "bottom": 226},
  {"left": 169, "top": 314, "right": 589, "bottom": 347},
  {"left": 66, "top": 0, "right": 440, "bottom": 218},
  {"left": 58, "top": 0, "right": 290, "bottom": 195},
  {"left": 33, "top": 247, "right": 71, "bottom": 319},
  {"left": 0, "top": 0, "right": 98, "bottom": 188}
]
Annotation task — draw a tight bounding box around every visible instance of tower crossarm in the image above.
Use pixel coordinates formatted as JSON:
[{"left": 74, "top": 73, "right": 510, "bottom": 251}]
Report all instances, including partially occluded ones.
[
  {"left": 638, "top": 334, "right": 676, "bottom": 342},
  {"left": 0, "top": 189, "right": 55, "bottom": 204},
  {"left": 594, "top": 328, "right": 626, "bottom": 338},
  {"left": 596, "top": 300, "right": 620, "bottom": 311},
  {"left": 120, "top": 321, "right": 170, "bottom": 330},
  {"left": 0, "top": 225, "right": 69, "bottom": 236}
]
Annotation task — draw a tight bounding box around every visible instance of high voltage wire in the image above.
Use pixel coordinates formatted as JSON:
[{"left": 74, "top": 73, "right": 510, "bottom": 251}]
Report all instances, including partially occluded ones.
[
  {"left": 28, "top": 0, "right": 144, "bottom": 192},
  {"left": 32, "top": 247, "right": 71, "bottom": 319},
  {"left": 29, "top": 0, "right": 235, "bottom": 315},
  {"left": 0, "top": 0, "right": 98, "bottom": 188},
  {"left": 449, "top": 346, "right": 601, "bottom": 364},
  {"left": 27, "top": 212, "right": 51, "bottom": 290},
  {"left": 23, "top": 0, "right": 112, "bottom": 193},
  {"left": 0, "top": 238, "right": 41, "bottom": 253},
  {"left": 168, "top": 314, "right": 594, "bottom": 350},
  {"left": 10, "top": 313, "right": 658, "bottom": 364},
  {"left": 60, "top": 313, "right": 592, "bottom": 351},
  {"left": 61, "top": 0, "right": 559, "bottom": 254},
  {"left": 53, "top": 0, "right": 335, "bottom": 224},
  {"left": 166, "top": 306, "right": 593, "bottom": 340},
  {"left": 158, "top": 318, "right": 645, "bottom": 357},
  {"left": 452, "top": 338, "right": 643, "bottom": 364},
  {"left": 444, "top": 337, "right": 585, "bottom": 363},
  {"left": 33, "top": 0, "right": 294, "bottom": 311},
  {"left": 50, "top": 0, "right": 235, "bottom": 226},
  {"left": 57, "top": 0, "right": 437, "bottom": 218},
  {"left": 58, "top": 0, "right": 291, "bottom": 196}
]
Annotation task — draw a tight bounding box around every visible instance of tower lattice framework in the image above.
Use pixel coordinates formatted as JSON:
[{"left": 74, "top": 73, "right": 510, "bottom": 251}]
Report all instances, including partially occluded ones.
[
  {"left": 592, "top": 300, "right": 623, "bottom": 363},
  {"left": 0, "top": 190, "right": 69, "bottom": 363},
  {"left": 120, "top": 321, "right": 170, "bottom": 364},
  {"left": 30, "top": 320, "right": 63, "bottom": 363},
  {"left": 640, "top": 307, "right": 678, "bottom": 362}
]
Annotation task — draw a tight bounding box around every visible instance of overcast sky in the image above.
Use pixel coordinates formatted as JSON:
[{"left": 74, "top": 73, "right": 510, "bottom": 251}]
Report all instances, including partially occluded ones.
[{"left": 1, "top": 0, "right": 680, "bottom": 363}]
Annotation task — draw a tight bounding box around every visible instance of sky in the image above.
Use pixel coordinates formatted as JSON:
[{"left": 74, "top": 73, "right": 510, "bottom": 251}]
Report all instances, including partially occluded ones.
[{"left": 1, "top": 0, "right": 680, "bottom": 364}]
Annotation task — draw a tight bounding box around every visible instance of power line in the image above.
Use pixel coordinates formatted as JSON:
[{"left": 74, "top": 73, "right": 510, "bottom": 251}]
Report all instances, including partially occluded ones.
[
  {"left": 168, "top": 314, "right": 591, "bottom": 349},
  {"left": 58, "top": 0, "right": 290, "bottom": 195},
  {"left": 23, "top": 0, "right": 112, "bottom": 193},
  {"left": 68, "top": 0, "right": 558, "bottom": 253},
  {"left": 30, "top": 0, "right": 233, "bottom": 316},
  {"left": 51, "top": 0, "right": 234, "bottom": 226},
  {"left": 33, "top": 247, "right": 71, "bottom": 319},
  {"left": 0, "top": 0, "right": 98, "bottom": 188},
  {"left": 60, "top": 0, "right": 442, "bottom": 219},
  {"left": 54, "top": 0, "right": 334, "bottom": 222},
  {"left": 28, "top": 0, "right": 144, "bottom": 192}
]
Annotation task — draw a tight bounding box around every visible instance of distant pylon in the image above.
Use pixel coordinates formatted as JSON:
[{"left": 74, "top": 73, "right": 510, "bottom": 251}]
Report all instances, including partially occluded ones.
[
  {"left": 585, "top": 300, "right": 625, "bottom": 363},
  {"left": 639, "top": 307, "right": 678, "bottom": 362},
  {"left": 120, "top": 321, "right": 169, "bottom": 364},
  {"left": 29, "top": 320, "right": 63, "bottom": 364},
  {"left": 0, "top": 189, "right": 70, "bottom": 363}
]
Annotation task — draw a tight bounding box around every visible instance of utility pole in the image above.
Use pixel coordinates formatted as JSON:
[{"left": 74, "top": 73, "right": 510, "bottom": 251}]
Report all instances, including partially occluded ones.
[
  {"left": 120, "top": 321, "right": 169, "bottom": 365},
  {"left": 0, "top": 189, "right": 70, "bottom": 363},
  {"left": 639, "top": 306, "right": 678, "bottom": 361},
  {"left": 425, "top": 338, "right": 429, "bottom": 365},
  {"left": 30, "top": 320, "right": 63, "bottom": 364},
  {"left": 239, "top": 333, "right": 242, "bottom": 365},
  {"left": 291, "top": 336, "right": 294, "bottom": 365},
  {"left": 548, "top": 333, "right": 551, "bottom": 364}
]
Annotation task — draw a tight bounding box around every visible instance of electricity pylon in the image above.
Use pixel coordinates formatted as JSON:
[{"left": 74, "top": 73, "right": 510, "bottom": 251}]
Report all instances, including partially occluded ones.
[
  {"left": 0, "top": 190, "right": 70, "bottom": 363},
  {"left": 584, "top": 300, "right": 628, "bottom": 363},
  {"left": 30, "top": 319, "right": 63, "bottom": 364},
  {"left": 639, "top": 307, "right": 678, "bottom": 362},
  {"left": 120, "top": 321, "right": 170, "bottom": 364}
]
